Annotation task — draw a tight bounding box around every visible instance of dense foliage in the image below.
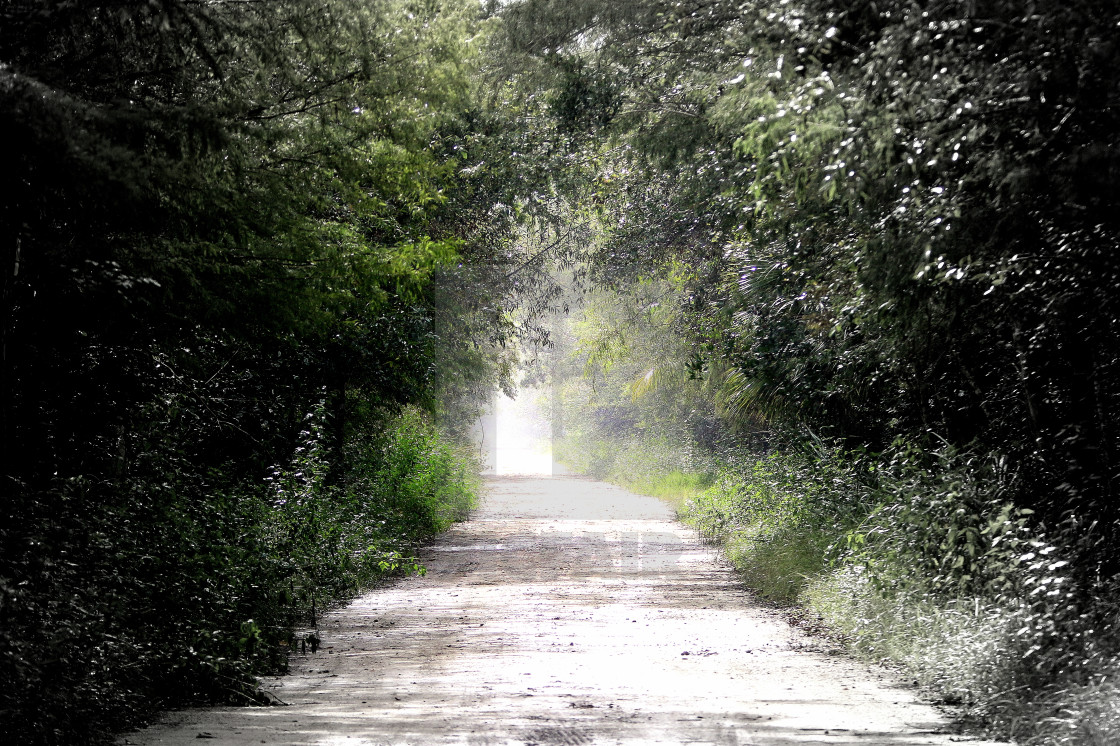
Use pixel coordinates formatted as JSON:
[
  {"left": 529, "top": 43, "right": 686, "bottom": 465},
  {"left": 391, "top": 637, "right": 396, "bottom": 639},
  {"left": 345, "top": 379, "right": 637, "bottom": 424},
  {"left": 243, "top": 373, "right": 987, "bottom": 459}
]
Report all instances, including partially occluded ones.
[
  {"left": 510, "top": 0, "right": 1120, "bottom": 537},
  {"left": 5, "top": 0, "right": 1120, "bottom": 742},
  {"left": 507, "top": 0, "right": 1120, "bottom": 742},
  {"left": 0, "top": 1, "right": 554, "bottom": 742}
]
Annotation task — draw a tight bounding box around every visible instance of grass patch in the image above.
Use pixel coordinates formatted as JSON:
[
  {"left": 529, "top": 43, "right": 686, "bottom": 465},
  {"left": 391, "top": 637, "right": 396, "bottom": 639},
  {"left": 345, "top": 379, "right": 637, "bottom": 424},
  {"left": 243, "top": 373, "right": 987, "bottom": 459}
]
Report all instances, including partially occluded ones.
[
  {"left": 804, "top": 568, "right": 1018, "bottom": 707},
  {"left": 554, "top": 433, "right": 717, "bottom": 505},
  {"left": 803, "top": 567, "right": 1120, "bottom": 745},
  {"left": 722, "top": 526, "right": 832, "bottom": 604},
  {"left": 680, "top": 450, "right": 867, "bottom": 604},
  {"left": 624, "top": 469, "right": 714, "bottom": 505},
  {"left": 1027, "top": 660, "right": 1120, "bottom": 746}
]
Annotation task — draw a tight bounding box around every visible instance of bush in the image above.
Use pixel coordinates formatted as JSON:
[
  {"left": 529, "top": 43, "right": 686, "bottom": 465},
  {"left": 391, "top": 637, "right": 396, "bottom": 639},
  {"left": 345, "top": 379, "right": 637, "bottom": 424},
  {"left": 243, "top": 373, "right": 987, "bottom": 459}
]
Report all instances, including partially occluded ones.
[
  {"left": 681, "top": 447, "right": 870, "bottom": 603},
  {"left": 580, "top": 430, "right": 1120, "bottom": 744},
  {"left": 801, "top": 445, "right": 1120, "bottom": 744},
  {"left": 0, "top": 404, "right": 478, "bottom": 745}
]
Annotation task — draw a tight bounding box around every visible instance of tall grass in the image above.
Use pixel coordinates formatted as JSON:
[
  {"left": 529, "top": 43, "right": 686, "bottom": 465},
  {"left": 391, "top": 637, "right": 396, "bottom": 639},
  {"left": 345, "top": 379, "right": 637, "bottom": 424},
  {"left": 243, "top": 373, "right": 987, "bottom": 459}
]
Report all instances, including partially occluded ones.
[
  {"left": 682, "top": 449, "right": 870, "bottom": 604},
  {"left": 554, "top": 432, "right": 718, "bottom": 505},
  {"left": 268, "top": 404, "right": 479, "bottom": 617},
  {"left": 135, "top": 404, "right": 482, "bottom": 713},
  {"left": 712, "top": 446, "right": 1120, "bottom": 744}
]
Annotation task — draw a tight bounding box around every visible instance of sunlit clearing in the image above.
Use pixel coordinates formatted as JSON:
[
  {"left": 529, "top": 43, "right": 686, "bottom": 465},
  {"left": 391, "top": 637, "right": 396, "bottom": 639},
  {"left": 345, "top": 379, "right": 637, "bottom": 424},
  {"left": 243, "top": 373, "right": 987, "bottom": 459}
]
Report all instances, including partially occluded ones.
[{"left": 495, "top": 387, "right": 552, "bottom": 475}]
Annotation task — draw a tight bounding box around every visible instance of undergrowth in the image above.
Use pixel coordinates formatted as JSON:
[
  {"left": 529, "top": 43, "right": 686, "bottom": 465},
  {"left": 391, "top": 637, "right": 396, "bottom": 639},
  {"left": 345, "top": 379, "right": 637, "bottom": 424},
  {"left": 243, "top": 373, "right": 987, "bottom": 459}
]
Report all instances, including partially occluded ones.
[
  {"left": 0, "top": 405, "right": 478, "bottom": 745},
  {"left": 554, "top": 433, "right": 718, "bottom": 504},
  {"left": 694, "top": 445, "right": 1120, "bottom": 745},
  {"left": 560, "top": 429, "right": 1120, "bottom": 745}
]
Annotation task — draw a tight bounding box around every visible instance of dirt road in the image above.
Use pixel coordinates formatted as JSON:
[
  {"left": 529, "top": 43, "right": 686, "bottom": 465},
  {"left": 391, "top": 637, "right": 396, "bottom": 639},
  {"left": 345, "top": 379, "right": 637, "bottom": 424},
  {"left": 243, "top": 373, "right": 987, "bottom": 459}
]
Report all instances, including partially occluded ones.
[{"left": 120, "top": 477, "right": 1002, "bottom": 746}]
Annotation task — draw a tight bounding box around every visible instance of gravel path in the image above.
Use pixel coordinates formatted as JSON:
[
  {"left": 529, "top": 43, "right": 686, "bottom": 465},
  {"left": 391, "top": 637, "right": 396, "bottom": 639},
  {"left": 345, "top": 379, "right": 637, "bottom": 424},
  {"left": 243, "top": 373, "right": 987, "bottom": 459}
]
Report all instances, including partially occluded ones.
[{"left": 120, "top": 476, "right": 1004, "bottom": 746}]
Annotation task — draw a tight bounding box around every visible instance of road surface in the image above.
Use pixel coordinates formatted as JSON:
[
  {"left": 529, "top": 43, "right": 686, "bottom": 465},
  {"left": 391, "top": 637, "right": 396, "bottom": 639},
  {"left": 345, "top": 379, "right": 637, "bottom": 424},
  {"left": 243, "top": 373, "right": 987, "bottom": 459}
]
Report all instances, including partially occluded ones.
[{"left": 120, "top": 476, "right": 1003, "bottom": 746}]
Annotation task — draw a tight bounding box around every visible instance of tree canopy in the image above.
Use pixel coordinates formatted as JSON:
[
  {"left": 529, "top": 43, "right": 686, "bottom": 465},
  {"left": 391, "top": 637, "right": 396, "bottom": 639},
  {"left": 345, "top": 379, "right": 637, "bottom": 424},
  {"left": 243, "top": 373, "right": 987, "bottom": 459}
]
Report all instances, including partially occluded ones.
[
  {"left": 0, "top": 1, "right": 562, "bottom": 740},
  {"left": 500, "top": 0, "right": 1120, "bottom": 539}
]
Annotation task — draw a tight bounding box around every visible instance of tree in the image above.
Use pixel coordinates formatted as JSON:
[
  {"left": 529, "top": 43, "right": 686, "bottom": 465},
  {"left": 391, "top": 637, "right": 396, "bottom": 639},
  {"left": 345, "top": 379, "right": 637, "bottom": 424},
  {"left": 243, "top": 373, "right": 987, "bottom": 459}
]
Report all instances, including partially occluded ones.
[
  {"left": 0, "top": 1, "right": 549, "bottom": 740},
  {"left": 494, "top": 0, "right": 1120, "bottom": 552}
]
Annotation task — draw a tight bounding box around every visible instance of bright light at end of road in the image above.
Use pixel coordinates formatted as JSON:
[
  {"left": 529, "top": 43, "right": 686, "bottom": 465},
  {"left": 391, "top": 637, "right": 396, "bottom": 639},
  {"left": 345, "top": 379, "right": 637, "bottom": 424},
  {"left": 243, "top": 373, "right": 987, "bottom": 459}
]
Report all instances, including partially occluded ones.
[{"left": 495, "top": 388, "right": 552, "bottom": 476}]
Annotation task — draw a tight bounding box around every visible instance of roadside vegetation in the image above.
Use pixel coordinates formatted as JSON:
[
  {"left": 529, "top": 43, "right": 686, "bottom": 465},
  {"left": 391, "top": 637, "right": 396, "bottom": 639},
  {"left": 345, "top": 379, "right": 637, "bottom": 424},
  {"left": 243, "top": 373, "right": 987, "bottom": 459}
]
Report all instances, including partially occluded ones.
[
  {"left": 7, "top": 405, "right": 479, "bottom": 744},
  {"left": 1, "top": 1, "right": 558, "bottom": 742},
  {"left": 554, "top": 295, "right": 1120, "bottom": 745},
  {"left": 523, "top": 1, "right": 1120, "bottom": 742},
  {"left": 6, "top": 1, "right": 1120, "bottom": 744},
  {"left": 559, "top": 409, "right": 1120, "bottom": 744}
]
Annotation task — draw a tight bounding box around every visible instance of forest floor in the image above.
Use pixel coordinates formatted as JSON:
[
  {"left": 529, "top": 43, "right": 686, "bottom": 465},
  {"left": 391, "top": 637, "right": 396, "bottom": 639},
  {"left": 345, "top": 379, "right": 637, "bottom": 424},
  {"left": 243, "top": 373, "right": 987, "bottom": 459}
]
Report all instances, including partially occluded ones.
[{"left": 119, "top": 476, "right": 1006, "bottom": 746}]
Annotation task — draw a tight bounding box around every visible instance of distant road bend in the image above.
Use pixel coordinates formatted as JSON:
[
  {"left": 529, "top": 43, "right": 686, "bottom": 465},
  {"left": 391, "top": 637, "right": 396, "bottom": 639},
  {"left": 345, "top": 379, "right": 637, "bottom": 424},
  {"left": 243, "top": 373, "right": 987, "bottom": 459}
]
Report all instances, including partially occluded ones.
[{"left": 122, "top": 476, "right": 1002, "bottom": 746}]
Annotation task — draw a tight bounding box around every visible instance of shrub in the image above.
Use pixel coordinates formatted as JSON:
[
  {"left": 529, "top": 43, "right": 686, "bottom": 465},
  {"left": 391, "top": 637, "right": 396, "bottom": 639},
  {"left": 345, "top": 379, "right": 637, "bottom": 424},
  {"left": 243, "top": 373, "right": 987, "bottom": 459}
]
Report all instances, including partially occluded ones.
[
  {"left": 806, "top": 444, "right": 1120, "bottom": 743},
  {"left": 681, "top": 447, "right": 870, "bottom": 603},
  {"left": 0, "top": 404, "right": 478, "bottom": 744},
  {"left": 559, "top": 425, "right": 1120, "bottom": 744}
]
